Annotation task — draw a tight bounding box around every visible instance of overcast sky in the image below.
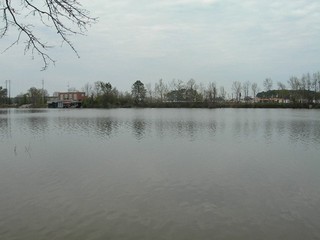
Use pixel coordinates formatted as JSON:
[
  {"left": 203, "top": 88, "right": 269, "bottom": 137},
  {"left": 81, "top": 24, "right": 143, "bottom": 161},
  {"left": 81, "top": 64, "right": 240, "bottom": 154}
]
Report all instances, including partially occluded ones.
[{"left": 1, "top": 0, "right": 320, "bottom": 97}]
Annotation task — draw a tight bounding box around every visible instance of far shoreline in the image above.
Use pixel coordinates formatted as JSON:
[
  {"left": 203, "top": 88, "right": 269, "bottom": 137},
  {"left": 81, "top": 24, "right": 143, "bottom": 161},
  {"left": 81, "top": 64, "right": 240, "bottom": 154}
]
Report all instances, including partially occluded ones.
[{"left": 2, "top": 102, "right": 319, "bottom": 109}]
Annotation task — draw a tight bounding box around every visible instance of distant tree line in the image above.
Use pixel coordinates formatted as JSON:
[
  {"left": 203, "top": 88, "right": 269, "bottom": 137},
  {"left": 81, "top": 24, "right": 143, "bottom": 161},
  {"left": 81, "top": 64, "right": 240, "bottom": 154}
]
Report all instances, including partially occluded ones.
[
  {"left": 2, "top": 70, "right": 320, "bottom": 108},
  {"left": 81, "top": 79, "right": 229, "bottom": 108},
  {"left": 258, "top": 72, "right": 320, "bottom": 103},
  {"left": 81, "top": 71, "right": 320, "bottom": 108}
]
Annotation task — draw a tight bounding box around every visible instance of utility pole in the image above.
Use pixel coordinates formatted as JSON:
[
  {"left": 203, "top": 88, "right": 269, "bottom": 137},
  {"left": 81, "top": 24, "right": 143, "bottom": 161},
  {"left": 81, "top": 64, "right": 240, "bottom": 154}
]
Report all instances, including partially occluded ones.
[
  {"left": 5, "top": 80, "right": 10, "bottom": 104},
  {"left": 5, "top": 80, "right": 8, "bottom": 104},
  {"left": 9, "top": 80, "right": 11, "bottom": 104},
  {"left": 42, "top": 79, "right": 44, "bottom": 105}
]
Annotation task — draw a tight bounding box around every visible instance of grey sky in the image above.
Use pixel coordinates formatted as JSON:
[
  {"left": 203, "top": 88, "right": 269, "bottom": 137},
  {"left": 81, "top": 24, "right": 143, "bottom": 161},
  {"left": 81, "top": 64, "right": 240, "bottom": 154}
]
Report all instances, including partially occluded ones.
[{"left": 1, "top": 0, "right": 320, "bottom": 97}]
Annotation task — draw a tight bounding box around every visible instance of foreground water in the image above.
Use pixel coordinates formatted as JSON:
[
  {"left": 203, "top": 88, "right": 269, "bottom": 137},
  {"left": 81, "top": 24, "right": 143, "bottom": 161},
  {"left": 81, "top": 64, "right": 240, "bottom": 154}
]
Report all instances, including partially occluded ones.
[{"left": 0, "top": 108, "right": 320, "bottom": 239}]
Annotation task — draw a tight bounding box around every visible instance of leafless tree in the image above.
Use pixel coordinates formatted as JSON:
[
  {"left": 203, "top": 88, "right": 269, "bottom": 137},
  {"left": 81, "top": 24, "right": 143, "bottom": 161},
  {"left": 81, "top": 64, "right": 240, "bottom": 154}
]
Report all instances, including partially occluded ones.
[
  {"left": 232, "top": 81, "right": 241, "bottom": 101},
  {"left": 198, "top": 82, "right": 206, "bottom": 100},
  {"left": 242, "top": 81, "right": 250, "bottom": 99},
  {"left": 313, "top": 72, "right": 320, "bottom": 102},
  {"left": 93, "top": 81, "right": 103, "bottom": 97},
  {"left": 263, "top": 78, "right": 273, "bottom": 91},
  {"left": 1, "top": 0, "right": 97, "bottom": 70},
  {"left": 277, "top": 82, "right": 286, "bottom": 90},
  {"left": 219, "top": 86, "right": 226, "bottom": 100},
  {"left": 300, "top": 74, "right": 307, "bottom": 91},
  {"left": 154, "top": 78, "right": 167, "bottom": 102},
  {"left": 251, "top": 82, "right": 258, "bottom": 101},
  {"left": 277, "top": 82, "right": 286, "bottom": 99},
  {"left": 170, "top": 79, "right": 184, "bottom": 92},
  {"left": 313, "top": 72, "right": 320, "bottom": 92},
  {"left": 306, "top": 73, "right": 312, "bottom": 91},
  {"left": 186, "top": 78, "right": 198, "bottom": 102},
  {"left": 145, "top": 83, "right": 153, "bottom": 101},
  {"left": 206, "top": 82, "right": 217, "bottom": 102},
  {"left": 288, "top": 76, "right": 300, "bottom": 90},
  {"left": 82, "top": 82, "right": 93, "bottom": 97}
]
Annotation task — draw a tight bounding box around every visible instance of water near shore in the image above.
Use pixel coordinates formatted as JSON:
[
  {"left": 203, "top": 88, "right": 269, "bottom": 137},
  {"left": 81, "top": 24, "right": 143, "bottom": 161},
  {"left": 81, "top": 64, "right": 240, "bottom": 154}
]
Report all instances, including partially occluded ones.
[{"left": 1, "top": 108, "right": 320, "bottom": 239}]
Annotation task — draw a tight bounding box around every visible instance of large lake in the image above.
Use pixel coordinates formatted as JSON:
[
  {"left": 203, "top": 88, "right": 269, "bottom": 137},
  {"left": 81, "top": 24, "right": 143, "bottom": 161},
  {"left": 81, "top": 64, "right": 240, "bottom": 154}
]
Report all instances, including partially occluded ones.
[{"left": 0, "top": 108, "right": 320, "bottom": 239}]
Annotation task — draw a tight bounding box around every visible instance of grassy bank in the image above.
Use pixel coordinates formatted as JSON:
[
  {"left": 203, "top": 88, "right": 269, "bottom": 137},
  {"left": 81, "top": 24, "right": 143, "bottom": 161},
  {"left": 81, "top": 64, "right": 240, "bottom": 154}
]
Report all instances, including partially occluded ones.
[{"left": 83, "top": 101, "right": 320, "bottom": 109}]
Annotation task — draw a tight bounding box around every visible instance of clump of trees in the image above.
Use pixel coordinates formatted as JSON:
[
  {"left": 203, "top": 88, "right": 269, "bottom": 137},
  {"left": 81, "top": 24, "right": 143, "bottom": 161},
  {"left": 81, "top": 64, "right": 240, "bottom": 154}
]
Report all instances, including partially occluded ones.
[
  {"left": 85, "top": 81, "right": 119, "bottom": 108},
  {"left": 82, "top": 81, "right": 134, "bottom": 108},
  {"left": 81, "top": 78, "right": 230, "bottom": 108},
  {"left": 258, "top": 72, "right": 320, "bottom": 103},
  {"left": 14, "top": 87, "right": 48, "bottom": 107},
  {"left": 0, "top": 86, "right": 7, "bottom": 105}
]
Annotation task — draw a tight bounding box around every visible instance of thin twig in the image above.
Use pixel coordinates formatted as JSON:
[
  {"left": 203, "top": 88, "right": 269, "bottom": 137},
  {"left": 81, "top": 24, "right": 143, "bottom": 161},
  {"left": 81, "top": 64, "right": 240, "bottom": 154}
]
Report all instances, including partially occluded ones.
[{"left": 1, "top": 0, "right": 97, "bottom": 70}]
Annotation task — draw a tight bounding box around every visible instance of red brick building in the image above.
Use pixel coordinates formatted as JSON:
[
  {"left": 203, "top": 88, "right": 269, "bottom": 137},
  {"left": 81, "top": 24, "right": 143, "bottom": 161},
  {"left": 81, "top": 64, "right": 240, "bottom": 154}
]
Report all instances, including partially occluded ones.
[
  {"left": 57, "top": 92, "right": 86, "bottom": 101},
  {"left": 48, "top": 91, "right": 86, "bottom": 108}
]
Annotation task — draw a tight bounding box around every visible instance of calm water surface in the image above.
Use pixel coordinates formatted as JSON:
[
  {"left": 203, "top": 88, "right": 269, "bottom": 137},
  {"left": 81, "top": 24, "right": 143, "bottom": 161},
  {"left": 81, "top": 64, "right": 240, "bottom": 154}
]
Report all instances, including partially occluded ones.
[{"left": 0, "top": 108, "right": 320, "bottom": 239}]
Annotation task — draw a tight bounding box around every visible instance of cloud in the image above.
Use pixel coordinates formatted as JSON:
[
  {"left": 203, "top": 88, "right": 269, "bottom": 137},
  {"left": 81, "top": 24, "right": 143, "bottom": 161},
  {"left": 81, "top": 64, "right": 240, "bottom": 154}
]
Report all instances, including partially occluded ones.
[
  {"left": 1, "top": 0, "right": 320, "bottom": 96},
  {"left": 152, "top": 0, "right": 220, "bottom": 6}
]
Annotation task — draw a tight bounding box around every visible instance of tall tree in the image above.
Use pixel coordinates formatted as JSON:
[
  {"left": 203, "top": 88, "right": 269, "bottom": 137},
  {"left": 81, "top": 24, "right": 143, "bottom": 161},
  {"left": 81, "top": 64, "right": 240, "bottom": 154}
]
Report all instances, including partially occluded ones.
[
  {"left": 287, "top": 76, "right": 302, "bottom": 102},
  {"left": 300, "top": 74, "right": 307, "bottom": 90},
  {"left": 1, "top": 0, "right": 96, "bottom": 70},
  {"left": 306, "top": 73, "right": 312, "bottom": 91},
  {"left": 186, "top": 79, "right": 198, "bottom": 102},
  {"left": 0, "top": 86, "right": 7, "bottom": 104},
  {"left": 277, "top": 82, "right": 286, "bottom": 100},
  {"left": 219, "top": 86, "right": 226, "bottom": 100},
  {"left": 171, "top": 79, "right": 184, "bottom": 92},
  {"left": 28, "top": 87, "right": 47, "bottom": 106},
  {"left": 206, "top": 82, "right": 217, "bottom": 102},
  {"left": 263, "top": 78, "right": 273, "bottom": 92},
  {"left": 154, "top": 78, "right": 167, "bottom": 102},
  {"left": 82, "top": 82, "right": 93, "bottom": 98},
  {"left": 251, "top": 82, "right": 258, "bottom": 101},
  {"left": 232, "top": 81, "right": 242, "bottom": 101},
  {"left": 99, "top": 82, "right": 112, "bottom": 95},
  {"left": 288, "top": 76, "right": 300, "bottom": 90},
  {"left": 145, "top": 83, "right": 153, "bottom": 102},
  {"left": 313, "top": 72, "right": 320, "bottom": 102},
  {"left": 243, "top": 81, "right": 250, "bottom": 99},
  {"left": 168, "top": 79, "right": 185, "bottom": 102},
  {"left": 277, "top": 82, "right": 286, "bottom": 90},
  {"left": 312, "top": 72, "right": 320, "bottom": 92},
  {"left": 132, "top": 80, "right": 146, "bottom": 104}
]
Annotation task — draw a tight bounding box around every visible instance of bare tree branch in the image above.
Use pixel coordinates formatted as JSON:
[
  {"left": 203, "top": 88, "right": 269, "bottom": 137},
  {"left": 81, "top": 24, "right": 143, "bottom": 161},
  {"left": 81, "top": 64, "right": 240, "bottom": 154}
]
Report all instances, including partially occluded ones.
[{"left": 1, "top": 0, "right": 97, "bottom": 70}]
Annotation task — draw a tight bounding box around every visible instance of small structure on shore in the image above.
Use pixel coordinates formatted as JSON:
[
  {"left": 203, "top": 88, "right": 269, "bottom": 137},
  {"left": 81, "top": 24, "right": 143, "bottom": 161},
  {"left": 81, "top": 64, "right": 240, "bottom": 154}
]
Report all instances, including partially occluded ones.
[{"left": 47, "top": 91, "right": 86, "bottom": 108}]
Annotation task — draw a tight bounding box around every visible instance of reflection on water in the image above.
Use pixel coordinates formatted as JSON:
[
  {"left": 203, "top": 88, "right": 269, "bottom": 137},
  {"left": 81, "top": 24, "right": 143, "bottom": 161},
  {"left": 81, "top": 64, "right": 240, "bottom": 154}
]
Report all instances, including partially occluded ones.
[
  {"left": 23, "top": 117, "right": 49, "bottom": 135},
  {"left": 132, "top": 118, "right": 146, "bottom": 140},
  {"left": 0, "top": 109, "right": 11, "bottom": 140},
  {"left": 0, "top": 108, "right": 320, "bottom": 240},
  {"left": 1, "top": 109, "right": 320, "bottom": 145},
  {"left": 95, "top": 117, "right": 119, "bottom": 138},
  {"left": 263, "top": 119, "right": 273, "bottom": 143},
  {"left": 0, "top": 118, "right": 10, "bottom": 139}
]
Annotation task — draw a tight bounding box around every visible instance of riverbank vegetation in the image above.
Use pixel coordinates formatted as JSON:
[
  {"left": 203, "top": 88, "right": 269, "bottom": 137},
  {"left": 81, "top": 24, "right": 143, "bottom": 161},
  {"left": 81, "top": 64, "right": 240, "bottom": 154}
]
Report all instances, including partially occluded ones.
[
  {"left": 81, "top": 71, "right": 320, "bottom": 109},
  {"left": 1, "top": 71, "right": 320, "bottom": 108}
]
